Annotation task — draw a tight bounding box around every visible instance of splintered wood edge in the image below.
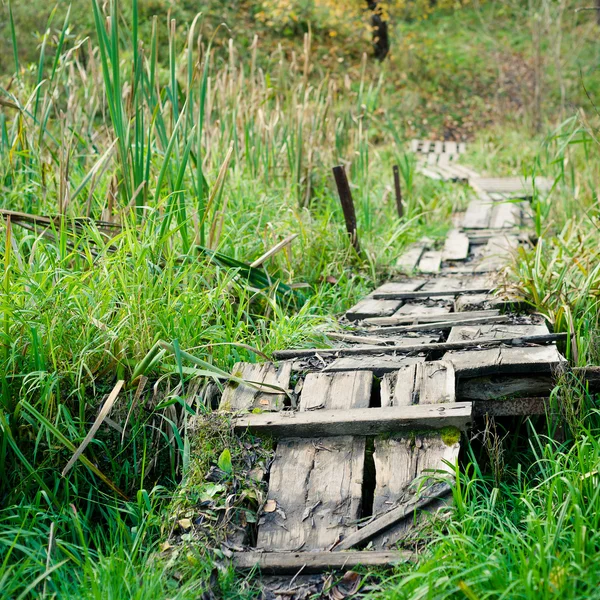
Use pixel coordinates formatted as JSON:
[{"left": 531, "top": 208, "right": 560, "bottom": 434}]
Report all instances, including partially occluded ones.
[
  {"left": 232, "top": 403, "right": 473, "bottom": 437},
  {"left": 232, "top": 550, "right": 413, "bottom": 573}
]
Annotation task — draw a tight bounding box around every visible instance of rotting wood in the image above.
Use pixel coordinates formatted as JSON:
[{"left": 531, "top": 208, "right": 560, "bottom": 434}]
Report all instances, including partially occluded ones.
[
  {"left": 396, "top": 245, "right": 425, "bottom": 273},
  {"left": 324, "top": 355, "right": 425, "bottom": 376},
  {"left": 272, "top": 333, "right": 567, "bottom": 360},
  {"left": 233, "top": 402, "right": 473, "bottom": 437},
  {"left": 372, "top": 288, "right": 492, "bottom": 300},
  {"left": 232, "top": 550, "right": 412, "bottom": 574},
  {"left": 364, "top": 309, "right": 501, "bottom": 327},
  {"left": 447, "top": 323, "right": 549, "bottom": 343},
  {"left": 345, "top": 297, "right": 403, "bottom": 321},
  {"left": 444, "top": 345, "right": 566, "bottom": 377},
  {"left": 220, "top": 362, "right": 292, "bottom": 411},
  {"left": 363, "top": 314, "right": 509, "bottom": 335},
  {"left": 334, "top": 482, "right": 451, "bottom": 551}
]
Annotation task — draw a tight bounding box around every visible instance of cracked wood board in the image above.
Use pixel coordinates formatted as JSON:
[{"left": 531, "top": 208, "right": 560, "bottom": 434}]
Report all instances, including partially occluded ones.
[
  {"left": 418, "top": 251, "right": 442, "bottom": 274},
  {"left": 324, "top": 355, "right": 426, "bottom": 377},
  {"left": 364, "top": 308, "right": 500, "bottom": 327},
  {"left": 370, "top": 433, "right": 459, "bottom": 548},
  {"left": 220, "top": 362, "right": 292, "bottom": 411},
  {"left": 255, "top": 369, "right": 371, "bottom": 551},
  {"left": 447, "top": 323, "right": 549, "bottom": 343},
  {"left": 443, "top": 345, "right": 566, "bottom": 378},
  {"left": 396, "top": 245, "right": 425, "bottom": 273},
  {"left": 380, "top": 361, "right": 456, "bottom": 407},
  {"left": 458, "top": 374, "right": 554, "bottom": 400}
]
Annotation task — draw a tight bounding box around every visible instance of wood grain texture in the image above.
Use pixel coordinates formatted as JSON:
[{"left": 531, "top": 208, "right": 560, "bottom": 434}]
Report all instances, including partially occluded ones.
[
  {"left": 447, "top": 323, "right": 549, "bottom": 343},
  {"left": 345, "top": 297, "right": 403, "bottom": 321},
  {"left": 442, "top": 230, "right": 470, "bottom": 261},
  {"left": 299, "top": 371, "right": 372, "bottom": 411},
  {"left": 325, "top": 355, "right": 425, "bottom": 376},
  {"left": 232, "top": 550, "right": 412, "bottom": 573},
  {"left": 458, "top": 374, "right": 554, "bottom": 400},
  {"left": 220, "top": 362, "right": 292, "bottom": 411},
  {"left": 233, "top": 403, "right": 473, "bottom": 438},
  {"left": 364, "top": 309, "right": 499, "bottom": 327},
  {"left": 418, "top": 251, "right": 442, "bottom": 274},
  {"left": 396, "top": 245, "right": 425, "bottom": 273}
]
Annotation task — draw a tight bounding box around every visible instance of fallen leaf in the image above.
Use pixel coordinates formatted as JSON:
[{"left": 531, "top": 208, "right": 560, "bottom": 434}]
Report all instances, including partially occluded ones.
[
  {"left": 264, "top": 499, "right": 277, "bottom": 513},
  {"left": 178, "top": 518, "right": 192, "bottom": 530}
]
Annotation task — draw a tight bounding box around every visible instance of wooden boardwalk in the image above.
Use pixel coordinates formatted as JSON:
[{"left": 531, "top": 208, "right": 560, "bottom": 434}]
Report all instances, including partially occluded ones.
[{"left": 220, "top": 141, "right": 564, "bottom": 579}]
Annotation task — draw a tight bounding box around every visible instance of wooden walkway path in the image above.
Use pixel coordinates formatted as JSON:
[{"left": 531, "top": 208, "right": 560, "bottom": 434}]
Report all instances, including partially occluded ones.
[{"left": 220, "top": 142, "right": 564, "bottom": 582}]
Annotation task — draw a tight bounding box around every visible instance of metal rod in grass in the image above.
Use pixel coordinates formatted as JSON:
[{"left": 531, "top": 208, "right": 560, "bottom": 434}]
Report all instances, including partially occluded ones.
[
  {"left": 393, "top": 164, "right": 403, "bottom": 219},
  {"left": 332, "top": 165, "right": 361, "bottom": 256}
]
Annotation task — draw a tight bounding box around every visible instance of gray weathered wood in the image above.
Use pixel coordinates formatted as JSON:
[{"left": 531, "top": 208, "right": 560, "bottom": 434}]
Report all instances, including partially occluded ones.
[
  {"left": 220, "top": 362, "right": 292, "bottom": 411},
  {"left": 489, "top": 202, "right": 521, "bottom": 229},
  {"left": 364, "top": 314, "right": 509, "bottom": 335},
  {"left": 444, "top": 141, "right": 458, "bottom": 154},
  {"left": 418, "top": 251, "right": 442, "bottom": 274},
  {"left": 272, "top": 333, "right": 567, "bottom": 360},
  {"left": 364, "top": 309, "right": 499, "bottom": 327},
  {"left": 232, "top": 550, "right": 411, "bottom": 573},
  {"left": 462, "top": 199, "right": 493, "bottom": 229},
  {"left": 233, "top": 403, "right": 473, "bottom": 438},
  {"left": 325, "top": 355, "right": 425, "bottom": 376},
  {"left": 373, "top": 288, "right": 492, "bottom": 300},
  {"left": 334, "top": 482, "right": 451, "bottom": 551},
  {"left": 299, "top": 371, "right": 372, "bottom": 411},
  {"left": 442, "top": 230, "right": 470, "bottom": 261},
  {"left": 469, "top": 176, "right": 552, "bottom": 196},
  {"left": 381, "top": 361, "right": 455, "bottom": 407},
  {"left": 444, "top": 345, "right": 566, "bottom": 377},
  {"left": 447, "top": 323, "right": 549, "bottom": 343},
  {"left": 396, "top": 245, "right": 425, "bottom": 273},
  {"left": 473, "top": 397, "right": 548, "bottom": 417},
  {"left": 476, "top": 235, "right": 520, "bottom": 271},
  {"left": 454, "top": 293, "right": 500, "bottom": 312},
  {"left": 458, "top": 375, "right": 554, "bottom": 400},
  {"left": 346, "top": 297, "right": 403, "bottom": 321}
]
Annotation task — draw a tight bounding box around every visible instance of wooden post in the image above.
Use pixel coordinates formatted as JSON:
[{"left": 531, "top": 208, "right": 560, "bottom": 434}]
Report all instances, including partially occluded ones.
[
  {"left": 393, "top": 165, "right": 403, "bottom": 219},
  {"left": 332, "top": 165, "right": 361, "bottom": 255}
]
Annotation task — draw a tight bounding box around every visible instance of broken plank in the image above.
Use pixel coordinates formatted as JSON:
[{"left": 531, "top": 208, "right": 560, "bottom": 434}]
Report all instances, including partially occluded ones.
[
  {"left": 334, "top": 482, "right": 451, "bottom": 551},
  {"left": 381, "top": 361, "right": 455, "bottom": 407},
  {"left": 394, "top": 304, "right": 452, "bottom": 317},
  {"left": 373, "top": 288, "right": 492, "bottom": 300},
  {"left": 442, "top": 230, "right": 470, "bottom": 261},
  {"left": 272, "top": 333, "right": 567, "bottom": 360},
  {"left": 444, "top": 345, "right": 566, "bottom": 377},
  {"left": 233, "top": 403, "right": 473, "bottom": 438},
  {"left": 364, "top": 309, "right": 500, "bottom": 327},
  {"left": 299, "top": 371, "right": 372, "bottom": 411},
  {"left": 447, "top": 323, "right": 549, "bottom": 343},
  {"left": 462, "top": 199, "right": 493, "bottom": 229},
  {"left": 364, "top": 314, "right": 509, "bottom": 335},
  {"left": 473, "top": 397, "right": 548, "bottom": 417},
  {"left": 418, "top": 251, "right": 442, "bottom": 274},
  {"left": 232, "top": 550, "right": 411, "bottom": 574},
  {"left": 220, "top": 362, "right": 291, "bottom": 411}
]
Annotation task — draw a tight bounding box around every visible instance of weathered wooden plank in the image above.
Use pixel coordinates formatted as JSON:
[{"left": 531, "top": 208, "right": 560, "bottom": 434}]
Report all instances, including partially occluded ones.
[
  {"left": 393, "top": 304, "right": 452, "bottom": 318},
  {"left": 473, "top": 397, "right": 548, "bottom": 417},
  {"left": 457, "top": 142, "right": 467, "bottom": 154},
  {"left": 421, "top": 140, "right": 431, "bottom": 153},
  {"left": 444, "top": 345, "right": 566, "bottom": 377},
  {"left": 442, "top": 230, "right": 470, "bottom": 261},
  {"left": 334, "top": 482, "right": 451, "bottom": 551},
  {"left": 477, "top": 235, "right": 520, "bottom": 271},
  {"left": 364, "top": 314, "right": 509, "bottom": 335},
  {"left": 458, "top": 375, "right": 554, "bottom": 400},
  {"left": 454, "top": 293, "right": 499, "bottom": 312},
  {"left": 234, "top": 403, "right": 473, "bottom": 438},
  {"left": 364, "top": 309, "right": 498, "bottom": 327},
  {"left": 462, "top": 199, "right": 493, "bottom": 229},
  {"left": 346, "top": 297, "right": 403, "bottom": 321},
  {"left": 373, "top": 288, "right": 492, "bottom": 300},
  {"left": 299, "top": 371, "right": 372, "bottom": 411},
  {"left": 410, "top": 139, "right": 420, "bottom": 153},
  {"left": 325, "top": 355, "right": 425, "bottom": 376},
  {"left": 371, "top": 433, "right": 459, "bottom": 547},
  {"left": 232, "top": 550, "right": 411, "bottom": 573},
  {"left": 434, "top": 141, "right": 444, "bottom": 154},
  {"left": 447, "top": 323, "right": 549, "bottom": 343},
  {"left": 396, "top": 245, "right": 425, "bottom": 273},
  {"left": 381, "top": 361, "right": 455, "bottom": 407},
  {"left": 444, "top": 141, "right": 458, "bottom": 154},
  {"left": 470, "top": 176, "right": 553, "bottom": 196},
  {"left": 489, "top": 202, "right": 521, "bottom": 229},
  {"left": 220, "top": 362, "right": 291, "bottom": 411},
  {"left": 427, "top": 152, "right": 438, "bottom": 165},
  {"left": 418, "top": 251, "right": 442, "bottom": 274}
]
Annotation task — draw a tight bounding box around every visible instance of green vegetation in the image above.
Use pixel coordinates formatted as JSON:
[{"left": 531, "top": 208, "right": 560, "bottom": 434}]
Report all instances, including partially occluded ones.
[{"left": 2, "top": 0, "right": 600, "bottom": 597}]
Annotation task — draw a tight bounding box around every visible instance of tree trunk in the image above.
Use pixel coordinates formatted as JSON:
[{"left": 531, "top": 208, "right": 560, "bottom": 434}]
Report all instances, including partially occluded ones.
[{"left": 366, "top": 0, "right": 389, "bottom": 61}]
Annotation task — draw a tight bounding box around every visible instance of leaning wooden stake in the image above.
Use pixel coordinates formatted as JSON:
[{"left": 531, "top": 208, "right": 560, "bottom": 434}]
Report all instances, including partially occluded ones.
[
  {"left": 393, "top": 165, "right": 403, "bottom": 219},
  {"left": 333, "top": 165, "right": 361, "bottom": 254}
]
